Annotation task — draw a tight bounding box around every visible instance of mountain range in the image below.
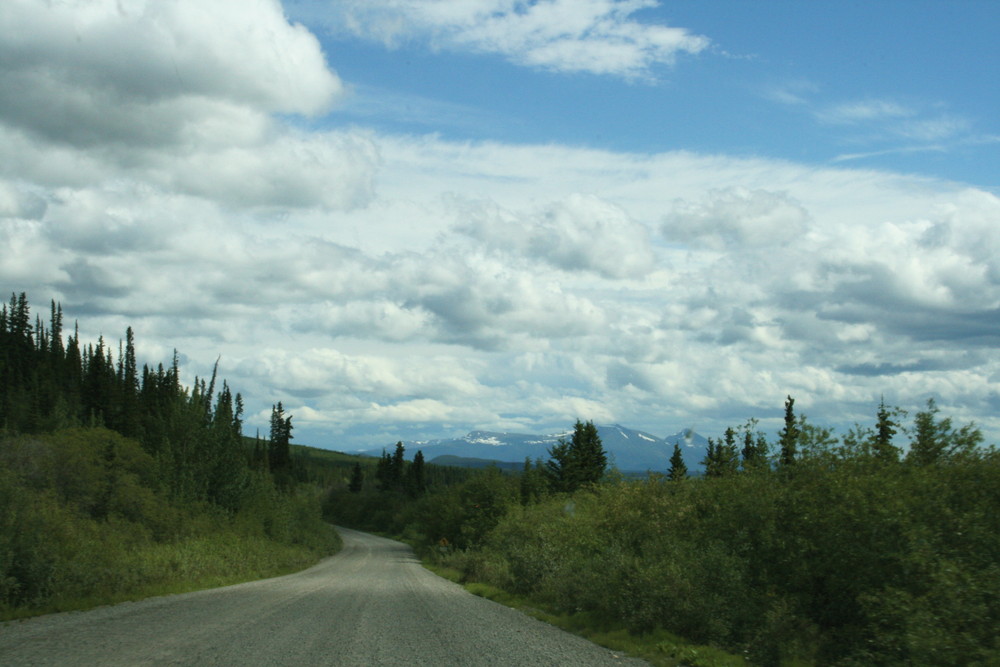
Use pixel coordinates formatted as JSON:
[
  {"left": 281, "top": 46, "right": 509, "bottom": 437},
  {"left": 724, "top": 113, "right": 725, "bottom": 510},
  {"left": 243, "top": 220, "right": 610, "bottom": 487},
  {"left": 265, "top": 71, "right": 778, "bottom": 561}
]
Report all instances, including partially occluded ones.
[{"left": 358, "top": 424, "right": 710, "bottom": 474}]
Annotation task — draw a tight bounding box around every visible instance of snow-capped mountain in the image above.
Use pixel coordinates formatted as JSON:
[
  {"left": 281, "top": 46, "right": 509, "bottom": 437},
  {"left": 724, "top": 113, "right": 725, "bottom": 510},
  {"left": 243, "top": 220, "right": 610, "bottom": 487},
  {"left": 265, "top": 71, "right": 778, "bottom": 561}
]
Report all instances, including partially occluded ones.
[{"left": 358, "top": 424, "right": 709, "bottom": 473}]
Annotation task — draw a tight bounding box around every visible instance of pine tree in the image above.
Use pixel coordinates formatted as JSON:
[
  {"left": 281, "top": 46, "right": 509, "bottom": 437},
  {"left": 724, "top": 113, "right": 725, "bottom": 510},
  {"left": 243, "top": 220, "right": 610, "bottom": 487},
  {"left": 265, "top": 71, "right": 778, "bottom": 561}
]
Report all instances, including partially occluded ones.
[
  {"left": 390, "top": 441, "right": 406, "bottom": 491},
  {"left": 778, "top": 395, "right": 799, "bottom": 466},
  {"left": 871, "top": 397, "right": 901, "bottom": 463},
  {"left": 268, "top": 402, "right": 293, "bottom": 486},
  {"left": 739, "top": 418, "right": 770, "bottom": 470},
  {"left": 573, "top": 420, "right": 607, "bottom": 486},
  {"left": 544, "top": 438, "right": 572, "bottom": 492},
  {"left": 667, "top": 442, "right": 688, "bottom": 481},
  {"left": 702, "top": 435, "right": 738, "bottom": 478},
  {"left": 545, "top": 420, "right": 607, "bottom": 492},
  {"left": 375, "top": 442, "right": 407, "bottom": 492}
]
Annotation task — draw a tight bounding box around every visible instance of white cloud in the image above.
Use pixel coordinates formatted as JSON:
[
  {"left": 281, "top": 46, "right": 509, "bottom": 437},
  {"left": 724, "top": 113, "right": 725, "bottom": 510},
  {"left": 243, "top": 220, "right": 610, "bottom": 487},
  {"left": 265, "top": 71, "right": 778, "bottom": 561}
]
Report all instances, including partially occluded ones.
[
  {"left": 0, "top": 0, "right": 376, "bottom": 211},
  {"left": 662, "top": 187, "right": 810, "bottom": 250},
  {"left": 0, "top": 0, "right": 341, "bottom": 123},
  {"left": 455, "top": 193, "right": 655, "bottom": 278},
  {"left": 817, "top": 99, "right": 914, "bottom": 125},
  {"left": 312, "top": 0, "right": 709, "bottom": 79}
]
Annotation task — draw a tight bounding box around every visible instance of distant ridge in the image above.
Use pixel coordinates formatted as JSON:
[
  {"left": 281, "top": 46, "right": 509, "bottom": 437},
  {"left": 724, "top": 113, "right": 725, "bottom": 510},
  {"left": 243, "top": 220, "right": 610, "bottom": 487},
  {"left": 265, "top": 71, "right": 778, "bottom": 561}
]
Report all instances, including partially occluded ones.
[{"left": 359, "top": 424, "right": 710, "bottom": 473}]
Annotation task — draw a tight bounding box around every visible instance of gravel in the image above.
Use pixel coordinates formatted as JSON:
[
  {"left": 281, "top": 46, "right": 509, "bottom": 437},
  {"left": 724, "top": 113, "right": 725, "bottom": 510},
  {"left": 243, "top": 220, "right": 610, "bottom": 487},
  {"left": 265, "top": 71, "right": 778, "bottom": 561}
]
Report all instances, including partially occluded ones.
[{"left": 0, "top": 527, "right": 646, "bottom": 666}]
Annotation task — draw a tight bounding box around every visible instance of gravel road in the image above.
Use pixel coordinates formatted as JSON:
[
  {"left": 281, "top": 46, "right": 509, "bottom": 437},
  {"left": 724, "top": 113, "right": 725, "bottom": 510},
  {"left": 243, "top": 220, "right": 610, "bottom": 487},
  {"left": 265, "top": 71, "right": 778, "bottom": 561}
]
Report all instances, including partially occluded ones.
[{"left": 0, "top": 527, "right": 645, "bottom": 666}]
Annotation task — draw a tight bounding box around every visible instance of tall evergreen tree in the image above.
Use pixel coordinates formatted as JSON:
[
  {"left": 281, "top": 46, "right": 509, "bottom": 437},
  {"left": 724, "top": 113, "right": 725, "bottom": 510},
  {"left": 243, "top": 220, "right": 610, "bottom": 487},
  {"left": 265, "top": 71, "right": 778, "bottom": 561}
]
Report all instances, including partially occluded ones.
[
  {"left": 871, "top": 397, "right": 901, "bottom": 463},
  {"left": 778, "top": 395, "right": 799, "bottom": 466},
  {"left": 739, "top": 418, "right": 770, "bottom": 470},
  {"left": 391, "top": 441, "right": 406, "bottom": 488},
  {"left": 573, "top": 420, "right": 607, "bottom": 486},
  {"left": 268, "top": 402, "right": 293, "bottom": 486},
  {"left": 703, "top": 431, "right": 739, "bottom": 478},
  {"left": 375, "top": 442, "right": 407, "bottom": 492},
  {"left": 545, "top": 420, "right": 607, "bottom": 492},
  {"left": 667, "top": 442, "right": 688, "bottom": 481}
]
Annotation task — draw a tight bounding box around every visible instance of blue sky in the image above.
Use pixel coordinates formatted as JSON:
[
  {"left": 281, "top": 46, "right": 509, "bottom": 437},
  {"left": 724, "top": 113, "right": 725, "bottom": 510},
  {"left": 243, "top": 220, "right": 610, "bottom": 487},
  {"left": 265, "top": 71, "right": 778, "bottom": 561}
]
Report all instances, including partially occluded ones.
[
  {"left": 2, "top": 0, "right": 999, "bottom": 451},
  {"left": 304, "top": 1, "right": 1000, "bottom": 185}
]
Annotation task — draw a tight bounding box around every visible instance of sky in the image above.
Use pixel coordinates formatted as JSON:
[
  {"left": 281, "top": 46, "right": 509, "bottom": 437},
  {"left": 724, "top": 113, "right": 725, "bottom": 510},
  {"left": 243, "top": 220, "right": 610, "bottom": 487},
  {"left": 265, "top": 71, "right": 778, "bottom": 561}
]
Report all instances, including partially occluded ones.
[{"left": 2, "top": 0, "right": 999, "bottom": 451}]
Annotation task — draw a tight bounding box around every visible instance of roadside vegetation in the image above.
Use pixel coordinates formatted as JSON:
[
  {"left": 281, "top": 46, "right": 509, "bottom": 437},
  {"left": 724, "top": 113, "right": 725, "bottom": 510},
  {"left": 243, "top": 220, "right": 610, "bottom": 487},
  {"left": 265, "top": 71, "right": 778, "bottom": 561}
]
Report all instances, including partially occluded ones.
[
  {"left": 0, "top": 293, "right": 339, "bottom": 619},
  {"left": 328, "top": 402, "right": 1000, "bottom": 665}
]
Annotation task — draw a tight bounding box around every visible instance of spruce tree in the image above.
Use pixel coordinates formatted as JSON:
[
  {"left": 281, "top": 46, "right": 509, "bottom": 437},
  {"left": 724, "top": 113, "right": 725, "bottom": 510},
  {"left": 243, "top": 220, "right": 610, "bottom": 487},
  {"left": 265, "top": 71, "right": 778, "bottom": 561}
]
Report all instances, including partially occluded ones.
[
  {"left": 702, "top": 436, "right": 738, "bottom": 477},
  {"left": 871, "top": 397, "right": 901, "bottom": 463},
  {"left": 572, "top": 420, "right": 607, "bottom": 487},
  {"left": 544, "top": 438, "right": 573, "bottom": 492},
  {"left": 268, "top": 402, "right": 293, "bottom": 486},
  {"left": 667, "top": 442, "right": 688, "bottom": 481},
  {"left": 545, "top": 420, "right": 607, "bottom": 492},
  {"left": 391, "top": 441, "right": 406, "bottom": 490},
  {"left": 740, "top": 418, "right": 769, "bottom": 470},
  {"left": 778, "top": 395, "right": 799, "bottom": 466}
]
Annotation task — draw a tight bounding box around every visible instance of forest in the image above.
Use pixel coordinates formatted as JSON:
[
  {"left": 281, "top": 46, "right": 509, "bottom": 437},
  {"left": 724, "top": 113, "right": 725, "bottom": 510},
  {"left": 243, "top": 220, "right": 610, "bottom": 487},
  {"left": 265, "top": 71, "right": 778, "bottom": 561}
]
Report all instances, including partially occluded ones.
[
  {"left": 0, "top": 293, "right": 338, "bottom": 618},
  {"left": 328, "top": 401, "right": 1000, "bottom": 664}
]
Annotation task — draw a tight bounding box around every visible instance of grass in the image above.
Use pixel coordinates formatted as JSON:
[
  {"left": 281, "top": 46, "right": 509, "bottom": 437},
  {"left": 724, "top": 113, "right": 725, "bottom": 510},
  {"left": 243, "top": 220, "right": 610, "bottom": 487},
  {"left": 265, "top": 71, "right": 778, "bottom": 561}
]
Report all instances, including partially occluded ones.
[
  {"left": 421, "top": 561, "right": 747, "bottom": 667},
  {"left": 1, "top": 529, "right": 341, "bottom": 622}
]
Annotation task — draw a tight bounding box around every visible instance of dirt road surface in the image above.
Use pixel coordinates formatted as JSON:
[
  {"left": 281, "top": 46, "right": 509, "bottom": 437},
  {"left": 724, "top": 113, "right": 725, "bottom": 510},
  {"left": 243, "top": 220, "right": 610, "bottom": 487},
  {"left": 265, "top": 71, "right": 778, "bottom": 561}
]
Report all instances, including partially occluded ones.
[{"left": 0, "top": 527, "right": 645, "bottom": 666}]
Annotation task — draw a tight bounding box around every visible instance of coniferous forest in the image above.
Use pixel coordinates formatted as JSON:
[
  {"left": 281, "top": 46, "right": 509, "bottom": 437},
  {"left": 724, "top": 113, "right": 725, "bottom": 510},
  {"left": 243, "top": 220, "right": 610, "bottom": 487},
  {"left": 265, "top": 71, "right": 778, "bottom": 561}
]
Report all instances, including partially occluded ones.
[{"left": 0, "top": 293, "right": 338, "bottom": 618}]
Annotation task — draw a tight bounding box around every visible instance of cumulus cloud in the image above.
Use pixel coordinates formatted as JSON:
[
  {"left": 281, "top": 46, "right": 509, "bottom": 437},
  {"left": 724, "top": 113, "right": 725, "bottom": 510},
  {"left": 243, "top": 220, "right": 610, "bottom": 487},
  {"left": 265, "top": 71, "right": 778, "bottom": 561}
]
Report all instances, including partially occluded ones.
[
  {"left": 455, "top": 193, "right": 655, "bottom": 278},
  {"left": 662, "top": 187, "right": 811, "bottom": 250},
  {"left": 388, "top": 252, "right": 607, "bottom": 349},
  {"left": 0, "top": 0, "right": 377, "bottom": 211},
  {"left": 0, "top": 0, "right": 341, "bottom": 131},
  {"left": 311, "top": 0, "right": 709, "bottom": 79}
]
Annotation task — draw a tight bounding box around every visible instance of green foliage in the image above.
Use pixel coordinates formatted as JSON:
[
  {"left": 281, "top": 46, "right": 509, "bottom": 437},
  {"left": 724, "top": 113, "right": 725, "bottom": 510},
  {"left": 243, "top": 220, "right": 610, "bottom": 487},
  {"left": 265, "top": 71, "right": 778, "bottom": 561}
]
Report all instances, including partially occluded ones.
[
  {"left": 348, "top": 462, "right": 364, "bottom": 493},
  {"left": 405, "top": 399, "right": 1000, "bottom": 665},
  {"left": 519, "top": 457, "right": 548, "bottom": 503},
  {"left": 667, "top": 443, "right": 688, "bottom": 481},
  {"left": 0, "top": 429, "right": 339, "bottom": 618},
  {"left": 268, "top": 401, "right": 294, "bottom": 488},
  {"left": 703, "top": 428, "right": 739, "bottom": 478},
  {"left": 544, "top": 420, "right": 607, "bottom": 493},
  {"left": 778, "top": 395, "right": 799, "bottom": 466},
  {"left": 739, "top": 418, "right": 769, "bottom": 470},
  {"left": 0, "top": 294, "right": 339, "bottom": 618},
  {"left": 906, "top": 398, "right": 984, "bottom": 466}
]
